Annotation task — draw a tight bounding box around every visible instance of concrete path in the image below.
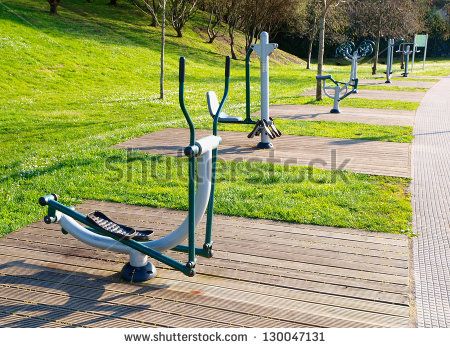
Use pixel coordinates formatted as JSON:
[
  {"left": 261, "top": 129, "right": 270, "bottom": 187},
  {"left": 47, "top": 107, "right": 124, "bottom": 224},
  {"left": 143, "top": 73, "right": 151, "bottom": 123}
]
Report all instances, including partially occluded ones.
[
  {"left": 412, "top": 76, "right": 450, "bottom": 327},
  {"left": 358, "top": 79, "right": 436, "bottom": 89},
  {"left": 304, "top": 89, "right": 425, "bottom": 102},
  {"left": 268, "top": 105, "right": 415, "bottom": 126}
]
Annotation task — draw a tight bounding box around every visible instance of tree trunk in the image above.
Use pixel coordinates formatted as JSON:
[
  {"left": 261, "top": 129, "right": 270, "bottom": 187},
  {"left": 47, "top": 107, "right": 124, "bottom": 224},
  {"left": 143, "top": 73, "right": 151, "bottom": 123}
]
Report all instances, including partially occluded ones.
[
  {"left": 307, "top": 38, "right": 313, "bottom": 70},
  {"left": 207, "top": 12, "right": 218, "bottom": 43},
  {"left": 160, "top": 0, "right": 166, "bottom": 100},
  {"left": 229, "top": 26, "right": 237, "bottom": 60},
  {"left": 175, "top": 27, "right": 183, "bottom": 38},
  {"left": 48, "top": 0, "right": 59, "bottom": 14},
  {"left": 151, "top": 14, "right": 158, "bottom": 27},
  {"left": 372, "top": 29, "right": 381, "bottom": 75},
  {"left": 315, "top": 13, "right": 326, "bottom": 101}
]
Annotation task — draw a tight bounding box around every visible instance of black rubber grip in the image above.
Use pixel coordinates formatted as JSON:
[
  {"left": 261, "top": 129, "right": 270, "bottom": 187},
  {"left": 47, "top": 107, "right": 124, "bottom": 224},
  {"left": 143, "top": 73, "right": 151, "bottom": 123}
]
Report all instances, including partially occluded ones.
[
  {"left": 179, "top": 56, "right": 185, "bottom": 83},
  {"left": 225, "top": 56, "right": 230, "bottom": 78}
]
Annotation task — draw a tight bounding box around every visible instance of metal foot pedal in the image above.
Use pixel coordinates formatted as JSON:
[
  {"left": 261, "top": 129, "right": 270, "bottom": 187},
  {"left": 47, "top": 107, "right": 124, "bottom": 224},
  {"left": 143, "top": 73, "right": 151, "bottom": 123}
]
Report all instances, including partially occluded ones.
[
  {"left": 248, "top": 120, "right": 276, "bottom": 139},
  {"left": 269, "top": 118, "right": 282, "bottom": 137},
  {"left": 86, "top": 211, "right": 153, "bottom": 241}
]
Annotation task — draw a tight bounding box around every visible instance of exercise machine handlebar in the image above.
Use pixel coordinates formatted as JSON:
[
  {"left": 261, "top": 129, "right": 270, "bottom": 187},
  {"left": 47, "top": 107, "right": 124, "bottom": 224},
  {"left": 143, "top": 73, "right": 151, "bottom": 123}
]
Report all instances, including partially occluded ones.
[{"left": 179, "top": 57, "right": 195, "bottom": 146}]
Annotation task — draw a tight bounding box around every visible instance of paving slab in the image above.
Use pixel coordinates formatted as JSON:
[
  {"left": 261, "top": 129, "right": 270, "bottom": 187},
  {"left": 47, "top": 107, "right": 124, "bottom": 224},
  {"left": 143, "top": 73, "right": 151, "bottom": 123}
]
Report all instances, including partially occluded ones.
[
  {"left": 0, "top": 201, "right": 412, "bottom": 328},
  {"left": 358, "top": 79, "right": 436, "bottom": 89},
  {"left": 116, "top": 128, "right": 411, "bottom": 177},
  {"left": 304, "top": 89, "right": 425, "bottom": 102},
  {"left": 412, "top": 76, "right": 450, "bottom": 327},
  {"left": 267, "top": 105, "right": 415, "bottom": 126}
]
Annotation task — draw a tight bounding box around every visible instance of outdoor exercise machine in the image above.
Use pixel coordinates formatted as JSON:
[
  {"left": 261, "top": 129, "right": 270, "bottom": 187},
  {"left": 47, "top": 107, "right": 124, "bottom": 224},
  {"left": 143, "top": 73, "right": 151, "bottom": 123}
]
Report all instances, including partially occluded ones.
[
  {"left": 385, "top": 38, "right": 395, "bottom": 83},
  {"left": 335, "top": 40, "right": 375, "bottom": 91},
  {"left": 206, "top": 31, "right": 281, "bottom": 149},
  {"left": 316, "top": 40, "right": 374, "bottom": 113},
  {"left": 396, "top": 42, "right": 420, "bottom": 77},
  {"left": 38, "top": 56, "right": 226, "bottom": 283}
]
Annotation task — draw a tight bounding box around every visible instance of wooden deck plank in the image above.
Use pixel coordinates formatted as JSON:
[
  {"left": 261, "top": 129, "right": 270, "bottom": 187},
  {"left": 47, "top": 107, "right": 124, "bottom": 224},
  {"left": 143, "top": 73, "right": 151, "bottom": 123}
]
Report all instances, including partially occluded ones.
[
  {"left": 0, "top": 243, "right": 409, "bottom": 306},
  {"left": 0, "top": 202, "right": 412, "bottom": 327},
  {"left": 0, "top": 259, "right": 407, "bottom": 328},
  {"left": 3, "top": 233, "right": 410, "bottom": 299},
  {"left": 115, "top": 129, "right": 411, "bottom": 177},
  {"left": 265, "top": 105, "right": 415, "bottom": 126}
]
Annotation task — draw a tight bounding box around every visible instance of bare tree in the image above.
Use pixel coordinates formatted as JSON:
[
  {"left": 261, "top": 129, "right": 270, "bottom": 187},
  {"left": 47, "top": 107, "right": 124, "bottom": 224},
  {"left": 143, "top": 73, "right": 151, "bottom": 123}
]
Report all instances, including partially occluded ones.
[
  {"left": 239, "top": 0, "right": 298, "bottom": 52},
  {"left": 202, "top": 0, "right": 225, "bottom": 43},
  {"left": 48, "top": 0, "right": 61, "bottom": 14},
  {"left": 169, "top": 0, "right": 198, "bottom": 37},
  {"left": 160, "top": 0, "right": 166, "bottom": 99},
  {"left": 350, "top": 0, "right": 426, "bottom": 74},
  {"left": 316, "top": 0, "right": 346, "bottom": 101},
  {"left": 304, "top": 0, "right": 321, "bottom": 69},
  {"left": 224, "top": 0, "right": 244, "bottom": 59},
  {"left": 130, "top": 1, "right": 163, "bottom": 27}
]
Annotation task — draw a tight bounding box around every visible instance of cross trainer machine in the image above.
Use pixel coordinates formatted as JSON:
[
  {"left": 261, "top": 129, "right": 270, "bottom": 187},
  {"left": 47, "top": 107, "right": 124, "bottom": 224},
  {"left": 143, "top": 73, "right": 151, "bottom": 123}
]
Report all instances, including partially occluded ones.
[
  {"left": 316, "top": 40, "right": 374, "bottom": 114},
  {"left": 396, "top": 42, "right": 419, "bottom": 77},
  {"left": 206, "top": 31, "right": 281, "bottom": 149},
  {"left": 38, "top": 56, "right": 227, "bottom": 283}
]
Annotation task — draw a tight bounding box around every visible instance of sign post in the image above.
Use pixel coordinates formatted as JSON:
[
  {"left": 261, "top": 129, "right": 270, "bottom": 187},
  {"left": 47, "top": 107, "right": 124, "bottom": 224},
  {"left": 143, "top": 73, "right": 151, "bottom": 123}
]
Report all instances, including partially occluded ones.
[{"left": 412, "top": 34, "right": 428, "bottom": 71}]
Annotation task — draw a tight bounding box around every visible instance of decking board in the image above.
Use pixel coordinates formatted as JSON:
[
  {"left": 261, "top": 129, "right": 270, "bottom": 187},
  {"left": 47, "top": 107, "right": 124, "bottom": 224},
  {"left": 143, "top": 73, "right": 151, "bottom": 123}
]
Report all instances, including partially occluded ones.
[
  {"left": 0, "top": 201, "right": 412, "bottom": 327},
  {"left": 115, "top": 129, "right": 411, "bottom": 177}
]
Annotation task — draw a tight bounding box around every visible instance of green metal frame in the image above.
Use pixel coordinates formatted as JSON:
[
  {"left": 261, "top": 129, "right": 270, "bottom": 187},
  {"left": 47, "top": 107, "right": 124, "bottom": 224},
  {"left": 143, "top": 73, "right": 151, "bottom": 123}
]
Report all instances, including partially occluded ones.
[{"left": 39, "top": 56, "right": 223, "bottom": 277}]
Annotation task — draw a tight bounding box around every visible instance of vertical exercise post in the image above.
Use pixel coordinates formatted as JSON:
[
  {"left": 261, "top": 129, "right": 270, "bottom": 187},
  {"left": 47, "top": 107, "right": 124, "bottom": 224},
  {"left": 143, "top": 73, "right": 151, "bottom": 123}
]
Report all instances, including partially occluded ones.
[
  {"left": 385, "top": 39, "right": 394, "bottom": 83},
  {"left": 252, "top": 31, "right": 278, "bottom": 149}
]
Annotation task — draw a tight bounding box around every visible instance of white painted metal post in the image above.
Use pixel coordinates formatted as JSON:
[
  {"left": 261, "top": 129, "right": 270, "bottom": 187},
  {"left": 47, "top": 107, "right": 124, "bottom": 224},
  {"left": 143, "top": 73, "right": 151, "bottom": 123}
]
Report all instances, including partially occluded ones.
[
  {"left": 332, "top": 86, "right": 341, "bottom": 113},
  {"left": 386, "top": 39, "right": 394, "bottom": 83},
  {"left": 423, "top": 34, "right": 428, "bottom": 70},
  {"left": 351, "top": 51, "right": 358, "bottom": 82},
  {"left": 253, "top": 31, "right": 278, "bottom": 149}
]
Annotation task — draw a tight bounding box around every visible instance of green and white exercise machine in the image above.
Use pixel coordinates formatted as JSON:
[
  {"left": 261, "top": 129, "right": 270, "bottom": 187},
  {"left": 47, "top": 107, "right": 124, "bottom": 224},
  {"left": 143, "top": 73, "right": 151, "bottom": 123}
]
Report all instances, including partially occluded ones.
[
  {"left": 396, "top": 42, "right": 420, "bottom": 77},
  {"left": 206, "top": 31, "right": 281, "bottom": 149},
  {"left": 38, "top": 56, "right": 227, "bottom": 283},
  {"left": 316, "top": 40, "right": 374, "bottom": 113}
]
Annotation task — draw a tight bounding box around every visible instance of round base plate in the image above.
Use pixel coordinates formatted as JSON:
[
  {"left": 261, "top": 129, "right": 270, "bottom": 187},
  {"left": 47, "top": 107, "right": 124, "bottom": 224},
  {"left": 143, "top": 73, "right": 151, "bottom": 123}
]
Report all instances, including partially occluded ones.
[
  {"left": 385, "top": 81, "right": 391, "bottom": 84},
  {"left": 121, "top": 262, "right": 157, "bottom": 282},
  {"left": 256, "top": 142, "right": 273, "bottom": 149},
  {"left": 330, "top": 109, "right": 340, "bottom": 114}
]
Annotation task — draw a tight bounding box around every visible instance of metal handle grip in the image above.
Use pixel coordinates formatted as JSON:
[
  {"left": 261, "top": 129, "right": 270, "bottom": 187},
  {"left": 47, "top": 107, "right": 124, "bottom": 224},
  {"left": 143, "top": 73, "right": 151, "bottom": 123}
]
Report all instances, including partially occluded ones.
[
  {"left": 179, "top": 57, "right": 185, "bottom": 84},
  {"left": 225, "top": 56, "right": 230, "bottom": 78}
]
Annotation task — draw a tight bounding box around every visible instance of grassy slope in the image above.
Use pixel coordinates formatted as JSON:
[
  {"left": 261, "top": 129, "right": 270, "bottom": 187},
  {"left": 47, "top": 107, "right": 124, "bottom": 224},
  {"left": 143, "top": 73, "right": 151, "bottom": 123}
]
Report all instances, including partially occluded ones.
[{"left": 0, "top": 0, "right": 417, "bottom": 236}]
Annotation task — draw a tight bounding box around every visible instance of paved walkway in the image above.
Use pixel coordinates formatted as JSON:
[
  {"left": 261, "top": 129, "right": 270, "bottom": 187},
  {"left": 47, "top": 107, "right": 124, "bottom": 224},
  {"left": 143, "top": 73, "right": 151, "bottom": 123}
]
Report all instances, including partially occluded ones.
[
  {"left": 358, "top": 79, "right": 436, "bottom": 89},
  {"left": 304, "top": 89, "right": 425, "bottom": 102},
  {"left": 413, "top": 76, "right": 450, "bottom": 327},
  {"left": 268, "top": 105, "right": 415, "bottom": 126}
]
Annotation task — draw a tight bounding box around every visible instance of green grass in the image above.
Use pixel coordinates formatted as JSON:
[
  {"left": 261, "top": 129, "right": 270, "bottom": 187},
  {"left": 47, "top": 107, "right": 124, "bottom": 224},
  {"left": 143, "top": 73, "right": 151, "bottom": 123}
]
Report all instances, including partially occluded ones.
[
  {"left": 271, "top": 95, "right": 420, "bottom": 111},
  {"left": 0, "top": 0, "right": 431, "bottom": 237},
  {"left": 200, "top": 119, "right": 413, "bottom": 143}
]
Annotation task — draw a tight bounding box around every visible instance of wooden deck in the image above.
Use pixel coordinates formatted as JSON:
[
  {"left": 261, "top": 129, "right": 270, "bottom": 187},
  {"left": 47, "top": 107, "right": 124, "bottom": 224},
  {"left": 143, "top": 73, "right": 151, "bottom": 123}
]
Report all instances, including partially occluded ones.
[
  {"left": 267, "top": 105, "right": 415, "bottom": 126},
  {"left": 116, "top": 129, "right": 411, "bottom": 177},
  {"left": 0, "top": 201, "right": 412, "bottom": 328}
]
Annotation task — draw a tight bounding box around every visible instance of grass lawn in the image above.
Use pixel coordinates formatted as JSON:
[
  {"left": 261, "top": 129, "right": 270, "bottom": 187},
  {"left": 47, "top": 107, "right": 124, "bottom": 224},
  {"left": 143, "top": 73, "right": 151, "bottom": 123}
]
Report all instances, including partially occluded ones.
[
  {"left": 0, "top": 0, "right": 433, "bottom": 237},
  {"left": 200, "top": 118, "right": 413, "bottom": 143}
]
